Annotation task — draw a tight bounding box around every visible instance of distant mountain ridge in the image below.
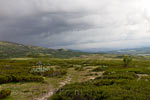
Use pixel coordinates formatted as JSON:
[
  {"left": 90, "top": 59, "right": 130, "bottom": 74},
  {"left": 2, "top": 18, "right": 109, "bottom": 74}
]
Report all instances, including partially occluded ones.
[{"left": 0, "top": 41, "right": 87, "bottom": 58}]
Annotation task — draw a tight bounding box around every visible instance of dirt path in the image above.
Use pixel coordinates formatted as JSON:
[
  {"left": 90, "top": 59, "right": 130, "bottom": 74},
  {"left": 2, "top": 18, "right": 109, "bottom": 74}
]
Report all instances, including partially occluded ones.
[
  {"left": 137, "top": 74, "right": 148, "bottom": 80},
  {"left": 33, "top": 75, "right": 71, "bottom": 100},
  {"left": 33, "top": 68, "right": 103, "bottom": 100},
  {"left": 88, "top": 71, "right": 105, "bottom": 80}
]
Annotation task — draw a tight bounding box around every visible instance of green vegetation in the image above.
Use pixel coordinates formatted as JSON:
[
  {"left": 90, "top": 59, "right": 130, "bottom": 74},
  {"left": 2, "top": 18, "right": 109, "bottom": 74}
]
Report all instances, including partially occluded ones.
[
  {"left": 1, "top": 54, "right": 150, "bottom": 99},
  {"left": 0, "top": 75, "right": 44, "bottom": 84},
  {"left": 123, "top": 56, "right": 132, "bottom": 67},
  {"left": 0, "top": 59, "right": 70, "bottom": 99},
  {"left": 48, "top": 58, "right": 150, "bottom": 100},
  {"left": 0, "top": 89, "right": 11, "bottom": 99},
  {"left": 50, "top": 78, "right": 150, "bottom": 100}
]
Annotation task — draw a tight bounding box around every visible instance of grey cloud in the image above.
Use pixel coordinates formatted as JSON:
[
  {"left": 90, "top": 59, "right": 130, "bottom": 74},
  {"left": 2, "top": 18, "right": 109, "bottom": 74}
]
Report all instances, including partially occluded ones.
[
  {"left": 0, "top": 0, "right": 150, "bottom": 50},
  {"left": 0, "top": 11, "right": 93, "bottom": 45}
]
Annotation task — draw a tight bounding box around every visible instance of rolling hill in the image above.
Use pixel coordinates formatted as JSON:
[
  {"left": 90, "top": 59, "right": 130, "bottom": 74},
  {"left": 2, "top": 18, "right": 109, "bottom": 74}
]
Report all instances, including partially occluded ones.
[{"left": 0, "top": 41, "right": 87, "bottom": 58}]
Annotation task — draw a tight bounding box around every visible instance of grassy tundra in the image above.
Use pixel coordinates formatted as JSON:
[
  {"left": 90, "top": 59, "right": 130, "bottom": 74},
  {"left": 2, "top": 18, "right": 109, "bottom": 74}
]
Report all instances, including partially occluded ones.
[{"left": 1, "top": 57, "right": 150, "bottom": 100}]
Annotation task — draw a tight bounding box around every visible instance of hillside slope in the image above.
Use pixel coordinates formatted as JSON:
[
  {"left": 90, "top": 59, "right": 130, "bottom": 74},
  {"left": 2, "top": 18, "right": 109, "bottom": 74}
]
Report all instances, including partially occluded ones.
[{"left": 0, "top": 41, "right": 87, "bottom": 58}]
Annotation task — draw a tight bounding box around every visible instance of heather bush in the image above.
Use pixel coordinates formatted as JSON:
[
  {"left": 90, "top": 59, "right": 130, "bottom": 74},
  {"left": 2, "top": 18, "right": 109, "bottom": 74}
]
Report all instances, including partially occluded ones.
[
  {"left": 0, "top": 75, "right": 44, "bottom": 84},
  {"left": 0, "top": 89, "right": 11, "bottom": 99},
  {"left": 123, "top": 56, "right": 132, "bottom": 67},
  {"left": 49, "top": 78, "right": 150, "bottom": 100}
]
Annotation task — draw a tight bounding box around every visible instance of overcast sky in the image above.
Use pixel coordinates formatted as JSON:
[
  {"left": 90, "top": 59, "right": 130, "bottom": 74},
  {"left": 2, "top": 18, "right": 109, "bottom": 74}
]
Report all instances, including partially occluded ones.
[{"left": 0, "top": 0, "right": 150, "bottom": 50}]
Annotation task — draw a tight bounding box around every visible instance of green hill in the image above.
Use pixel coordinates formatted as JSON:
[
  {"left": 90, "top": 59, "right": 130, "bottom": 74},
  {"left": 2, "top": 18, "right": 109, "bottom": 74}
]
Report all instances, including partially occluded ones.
[{"left": 0, "top": 41, "right": 87, "bottom": 58}]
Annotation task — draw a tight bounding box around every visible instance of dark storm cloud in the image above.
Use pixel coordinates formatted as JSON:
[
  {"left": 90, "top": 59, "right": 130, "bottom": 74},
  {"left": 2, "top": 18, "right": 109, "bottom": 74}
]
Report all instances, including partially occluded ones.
[
  {"left": 0, "top": 11, "right": 92, "bottom": 46},
  {"left": 0, "top": 0, "right": 150, "bottom": 50}
]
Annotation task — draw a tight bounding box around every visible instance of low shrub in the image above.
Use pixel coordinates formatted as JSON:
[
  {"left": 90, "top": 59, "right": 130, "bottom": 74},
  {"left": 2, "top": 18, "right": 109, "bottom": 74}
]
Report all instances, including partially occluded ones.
[
  {"left": 92, "top": 79, "right": 128, "bottom": 86},
  {"left": 96, "top": 72, "right": 138, "bottom": 80},
  {"left": 0, "top": 75, "right": 12, "bottom": 84},
  {"left": 0, "top": 89, "right": 11, "bottom": 99},
  {"left": 49, "top": 78, "right": 150, "bottom": 100},
  {"left": 0, "top": 75, "right": 44, "bottom": 84},
  {"left": 42, "top": 69, "right": 67, "bottom": 77},
  {"left": 12, "top": 75, "right": 44, "bottom": 82},
  {"left": 141, "top": 76, "right": 150, "bottom": 81},
  {"left": 74, "top": 65, "right": 84, "bottom": 71},
  {"left": 104, "top": 68, "right": 145, "bottom": 75},
  {"left": 50, "top": 83, "right": 108, "bottom": 100}
]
